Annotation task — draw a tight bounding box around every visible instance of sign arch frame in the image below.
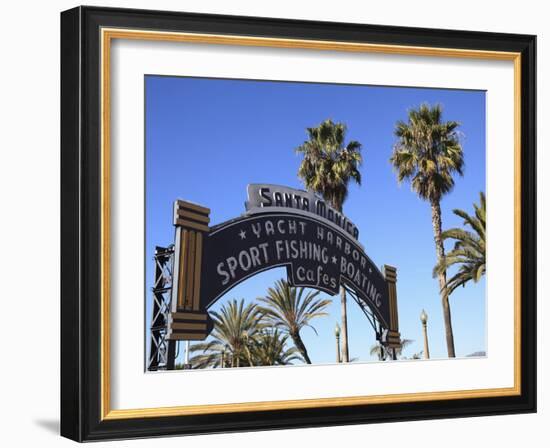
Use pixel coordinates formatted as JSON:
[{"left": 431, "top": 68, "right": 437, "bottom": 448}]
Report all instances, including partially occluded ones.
[{"left": 163, "top": 189, "right": 402, "bottom": 352}]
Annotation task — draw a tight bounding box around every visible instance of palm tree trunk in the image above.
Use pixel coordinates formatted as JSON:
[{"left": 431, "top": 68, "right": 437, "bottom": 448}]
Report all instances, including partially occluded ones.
[
  {"left": 430, "top": 199, "right": 456, "bottom": 358},
  {"left": 291, "top": 331, "right": 312, "bottom": 364},
  {"left": 332, "top": 200, "right": 351, "bottom": 364},
  {"left": 340, "top": 286, "right": 350, "bottom": 362}
]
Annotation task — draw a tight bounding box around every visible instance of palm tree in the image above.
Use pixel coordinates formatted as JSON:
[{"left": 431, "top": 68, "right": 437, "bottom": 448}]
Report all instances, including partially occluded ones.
[
  {"left": 258, "top": 279, "right": 332, "bottom": 364},
  {"left": 189, "top": 299, "right": 263, "bottom": 368},
  {"left": 243, "top": 329, "right": 304, "bottom": 366},
  {"left": 434, "top": 192, "right": 486, "bottom": 294},
  {"left": 390, "top": 103, "right": 464, "bottom": 358},
  {"left": 295, "top": 119, "right": 363, "bottom": 210},
  {"left": 369, "top": 338, "right": 414, "bottom": 361},
  {"left": 295, "top": 119, "right": 363, "bottom": 362}
]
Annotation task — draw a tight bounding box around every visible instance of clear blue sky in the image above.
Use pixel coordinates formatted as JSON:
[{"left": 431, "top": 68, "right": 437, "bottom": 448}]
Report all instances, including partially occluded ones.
[{"left": 145, "top": 75, "right": 486, "bottom": 366}]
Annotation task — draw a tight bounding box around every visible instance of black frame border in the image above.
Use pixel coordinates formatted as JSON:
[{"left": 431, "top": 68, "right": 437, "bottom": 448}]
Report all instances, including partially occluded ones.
[{"left": 61, "top": 6, "right": 536, "bottom": 442}]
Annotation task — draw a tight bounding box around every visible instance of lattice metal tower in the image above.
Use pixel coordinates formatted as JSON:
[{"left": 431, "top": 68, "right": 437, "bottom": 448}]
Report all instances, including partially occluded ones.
[{"left": 147, "top": 246, "right": 177, "bottom": 371}]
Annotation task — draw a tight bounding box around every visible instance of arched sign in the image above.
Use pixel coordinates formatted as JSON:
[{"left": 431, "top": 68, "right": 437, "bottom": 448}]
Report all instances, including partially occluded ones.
[{"left": 166, "top": 185, "right": 401, "bottom": 349}]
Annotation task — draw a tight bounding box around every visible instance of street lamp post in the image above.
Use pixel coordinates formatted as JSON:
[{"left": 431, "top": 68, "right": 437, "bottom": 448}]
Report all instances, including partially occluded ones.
[
  {"left": 420, "top": 309, "right": 430, "bottom": 359},
  {"left": 335, "top": 323, "right": 341, "bottom": 363}
]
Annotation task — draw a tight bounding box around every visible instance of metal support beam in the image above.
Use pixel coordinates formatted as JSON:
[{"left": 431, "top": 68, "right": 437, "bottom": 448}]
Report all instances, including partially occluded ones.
[
  {"left": 344, "top": 285, "right": 379, "bottom": 335},
  {"left": 147, "top": 246, "right": 177, "bottom": 371}
]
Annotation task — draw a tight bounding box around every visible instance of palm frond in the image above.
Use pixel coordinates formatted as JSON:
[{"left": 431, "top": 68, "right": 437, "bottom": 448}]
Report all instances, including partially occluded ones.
[
  {"left": 390, "top": 103, "right": 464, "bottom": 203},
  {"left": 189, "top": 298, "right": 263, "bottom": 369},
  {"left": 433, "top": 192, "right": 486, "bottom": 294},
  {"left": 295, "top": 118, "right": 363, "bottom": 210},
  {"left": 257, "top": 279, "right": 331, "bottom": 364}
]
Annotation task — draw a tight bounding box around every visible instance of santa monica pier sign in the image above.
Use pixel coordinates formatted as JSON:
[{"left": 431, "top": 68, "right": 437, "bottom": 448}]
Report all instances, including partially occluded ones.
[{"left": 166, "top": 184, "right": 401, "bottom": 348}]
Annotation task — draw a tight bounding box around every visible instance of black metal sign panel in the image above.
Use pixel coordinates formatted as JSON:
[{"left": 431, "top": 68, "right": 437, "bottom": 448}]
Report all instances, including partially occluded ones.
[
  {"left": 246, "top": 184, "right": 360, "bottom": 240},
  {"left": 200, "top": 212, "right": 390, "bottom": 329}
]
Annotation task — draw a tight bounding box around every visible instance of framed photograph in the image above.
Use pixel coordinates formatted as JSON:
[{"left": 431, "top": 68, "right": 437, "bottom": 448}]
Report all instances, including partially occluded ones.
[{"left": 60, "top": 6, "right": 536, "bottom": 441}]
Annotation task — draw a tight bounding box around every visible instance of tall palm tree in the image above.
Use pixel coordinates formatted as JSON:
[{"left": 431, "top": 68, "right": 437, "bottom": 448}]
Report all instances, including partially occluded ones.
[
  {"left": 434, "top": 192, "right": 486, "bottom": 294},
  {"left": 242, "top": 329, "right": 304, "bottom": 366},
  {"left": 295, "top": 119, "right": 363, "bottom": 362},
  {"left": 258, "top": 279, "right": 331, "bottom": 364},
  {"left": 189, "top": 299, "right": 263, "bottom": 369},
  {"left": 390, "top": 103, "right": 464, "bottom": 358}
]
